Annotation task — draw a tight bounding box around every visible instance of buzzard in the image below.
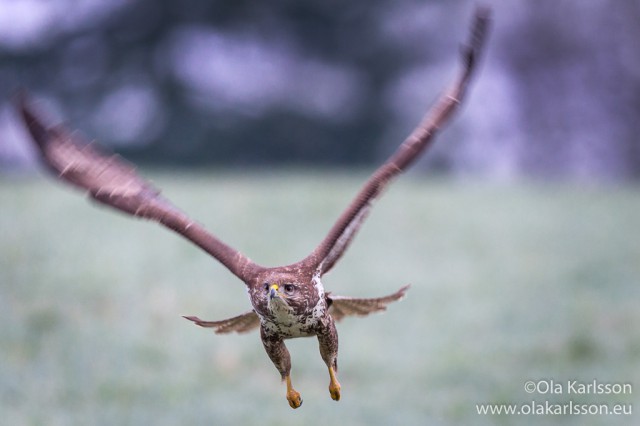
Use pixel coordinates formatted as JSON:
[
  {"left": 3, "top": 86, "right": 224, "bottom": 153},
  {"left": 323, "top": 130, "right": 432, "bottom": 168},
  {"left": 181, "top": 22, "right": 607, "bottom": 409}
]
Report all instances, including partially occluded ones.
[{"left": 18, "top": 8, "right": 490, "bottom": 409}]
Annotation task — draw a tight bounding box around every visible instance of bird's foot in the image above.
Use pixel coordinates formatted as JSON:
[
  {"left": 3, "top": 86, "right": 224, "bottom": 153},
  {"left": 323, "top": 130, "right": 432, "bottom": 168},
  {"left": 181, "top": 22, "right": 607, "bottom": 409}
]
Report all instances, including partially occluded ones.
[
  {"left": 286, "top": 388, "right": 303, "bottom": 409},
  {"left": 328, "top": 366, "right": 341, "bottom": 401},
  {"left": 285, "top": 375, "right": 303, "bottom": 409},
  {"left": 329, "top": 382, "right": 341, "bottom": 401}
]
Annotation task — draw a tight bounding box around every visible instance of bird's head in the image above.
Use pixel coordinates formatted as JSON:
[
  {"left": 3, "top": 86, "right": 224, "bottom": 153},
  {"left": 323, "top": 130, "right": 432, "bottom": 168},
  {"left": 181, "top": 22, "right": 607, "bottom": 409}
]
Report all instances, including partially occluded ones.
[
  {"left": 266, "top": 282, "right": 295, "bottom": 310},
  {"left": 249, "top": 268, "right": 324, "bottom": 317}
]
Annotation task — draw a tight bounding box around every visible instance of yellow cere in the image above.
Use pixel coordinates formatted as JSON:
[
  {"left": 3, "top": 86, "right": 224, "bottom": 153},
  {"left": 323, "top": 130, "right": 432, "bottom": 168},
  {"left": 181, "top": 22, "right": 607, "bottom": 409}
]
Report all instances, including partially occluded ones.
[{"left": 270, "top": 283, "right": 279, "bottom": 291}]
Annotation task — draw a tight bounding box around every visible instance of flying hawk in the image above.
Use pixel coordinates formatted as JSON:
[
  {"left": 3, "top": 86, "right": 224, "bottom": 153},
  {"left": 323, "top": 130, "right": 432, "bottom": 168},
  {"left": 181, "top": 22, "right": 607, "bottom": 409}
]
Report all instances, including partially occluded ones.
[{"left": 18, "top": 8, "right": 489, "bottom": 409}]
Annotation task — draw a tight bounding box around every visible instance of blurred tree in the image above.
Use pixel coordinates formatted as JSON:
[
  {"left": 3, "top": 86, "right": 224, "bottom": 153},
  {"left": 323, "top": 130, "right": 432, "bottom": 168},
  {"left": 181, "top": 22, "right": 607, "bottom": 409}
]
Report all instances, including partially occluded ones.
[
  {"left": 1, "top": 0, "right": 411, "bottom": 167},
  {"left": 500, "top": 1, "right": 640, "bottom": 179},
  {"left": 1, "top": 0, "right": 639, "bottom": 180}
]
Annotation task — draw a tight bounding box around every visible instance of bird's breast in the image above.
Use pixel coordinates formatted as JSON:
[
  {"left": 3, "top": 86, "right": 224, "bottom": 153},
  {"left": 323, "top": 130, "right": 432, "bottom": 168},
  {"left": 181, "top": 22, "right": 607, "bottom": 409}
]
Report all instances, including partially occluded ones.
[{"left": 261, "top": 298, "right": 328, "bottom": 339}]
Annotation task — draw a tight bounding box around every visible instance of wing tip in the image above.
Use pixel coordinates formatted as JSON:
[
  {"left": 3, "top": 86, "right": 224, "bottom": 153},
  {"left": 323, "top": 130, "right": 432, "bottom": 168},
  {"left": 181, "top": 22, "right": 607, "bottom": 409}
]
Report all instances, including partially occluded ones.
[
  {"left": 462, "top": 5, "right": 492, "bottom": 76},
  {"left": 182, "top": 315, "right": 205, "bottom": 326},
  {"left": 396, "top": 284, "right": 411, "bottom": 300},
  {"left": 182, "top": 315, "right": 233, "bottom": 334},
  {"left": 14, "top": 90, "right": 53, "bottom": 154},
  {"left": 182, "top": 315, "right": 199, "bottom": 321}
]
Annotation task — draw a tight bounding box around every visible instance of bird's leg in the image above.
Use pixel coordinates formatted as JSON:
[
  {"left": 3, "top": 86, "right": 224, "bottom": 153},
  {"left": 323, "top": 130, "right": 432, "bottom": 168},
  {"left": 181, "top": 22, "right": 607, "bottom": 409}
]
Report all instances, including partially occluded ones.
[
  {"left": 318, "top": 318, "right": 341, "bottom": 401},
  {"left": 260, "top": 327, "right": 302, "bottom": 409},
  {"left": 327, "top": 363, "right": 341, "bottom": 401}
]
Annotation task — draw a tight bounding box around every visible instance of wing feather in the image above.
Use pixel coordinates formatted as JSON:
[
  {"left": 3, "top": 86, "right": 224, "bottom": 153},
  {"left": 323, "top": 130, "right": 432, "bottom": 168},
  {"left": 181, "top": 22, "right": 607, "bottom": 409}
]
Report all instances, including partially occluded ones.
[
  {"left": 19, "top": 96, "right": 262, "bottom": 283},
  {"left": 328, "top": 284, "right": 410, "bottom": 322},
  {"left": 302, "top": 7, "right": 491, "bottom": 275},
  {"left": 183, "top": 311, "right": 260, "bottom": 334}
]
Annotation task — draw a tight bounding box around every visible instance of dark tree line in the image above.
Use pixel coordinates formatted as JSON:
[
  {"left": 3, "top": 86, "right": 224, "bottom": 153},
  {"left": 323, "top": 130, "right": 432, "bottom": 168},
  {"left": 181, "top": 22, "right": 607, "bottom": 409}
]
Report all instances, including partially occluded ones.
[{"left": 1, "top": 0, "right": 639, "bottom": 179}]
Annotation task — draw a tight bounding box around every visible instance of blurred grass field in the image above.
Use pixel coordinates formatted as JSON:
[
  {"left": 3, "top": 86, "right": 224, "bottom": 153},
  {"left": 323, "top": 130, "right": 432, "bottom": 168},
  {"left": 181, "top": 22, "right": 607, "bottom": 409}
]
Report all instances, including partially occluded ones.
[{"left": 1, "top": 171, "right": 639, "bottom": 425}]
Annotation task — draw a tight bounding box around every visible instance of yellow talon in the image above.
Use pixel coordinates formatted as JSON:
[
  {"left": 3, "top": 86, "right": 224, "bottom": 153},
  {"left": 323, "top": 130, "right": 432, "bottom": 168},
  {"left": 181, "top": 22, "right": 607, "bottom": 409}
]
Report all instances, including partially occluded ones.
[
  {"left": 285, "top": 375, "right": 303, "bottom": 409},
  {"left": 328, "top": 366, "right": 341, "bottom": 401}
]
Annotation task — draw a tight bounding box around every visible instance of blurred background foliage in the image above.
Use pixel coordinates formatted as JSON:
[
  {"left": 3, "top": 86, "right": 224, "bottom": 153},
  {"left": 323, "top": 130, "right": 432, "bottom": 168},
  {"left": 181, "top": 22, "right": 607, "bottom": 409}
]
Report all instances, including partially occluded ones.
[{"left": 0, "top": 0, "right": 639, "bottom": 180}]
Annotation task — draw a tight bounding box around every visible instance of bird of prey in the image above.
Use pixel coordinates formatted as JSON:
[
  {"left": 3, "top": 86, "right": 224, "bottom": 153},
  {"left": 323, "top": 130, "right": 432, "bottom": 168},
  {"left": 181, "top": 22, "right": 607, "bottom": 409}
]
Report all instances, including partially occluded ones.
[{"left": 18, "top": 7, "right": 490, "bottom": 409}]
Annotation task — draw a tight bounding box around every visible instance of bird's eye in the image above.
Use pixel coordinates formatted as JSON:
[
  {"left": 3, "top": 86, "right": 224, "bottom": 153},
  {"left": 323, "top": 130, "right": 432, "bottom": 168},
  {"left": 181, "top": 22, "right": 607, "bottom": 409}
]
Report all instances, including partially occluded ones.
[
  {"left": 263, "top": 283, "right": 270, "bottom": 293},
  {"left": 283, "top": 284, "right": 295, "bottom": 294}
]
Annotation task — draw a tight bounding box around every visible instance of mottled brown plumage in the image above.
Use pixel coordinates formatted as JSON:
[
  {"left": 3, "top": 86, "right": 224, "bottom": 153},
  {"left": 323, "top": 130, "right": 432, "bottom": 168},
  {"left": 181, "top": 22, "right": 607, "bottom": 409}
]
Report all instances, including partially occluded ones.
[{"left": 18, "top": 7, "right": 490, "bottom": 409}]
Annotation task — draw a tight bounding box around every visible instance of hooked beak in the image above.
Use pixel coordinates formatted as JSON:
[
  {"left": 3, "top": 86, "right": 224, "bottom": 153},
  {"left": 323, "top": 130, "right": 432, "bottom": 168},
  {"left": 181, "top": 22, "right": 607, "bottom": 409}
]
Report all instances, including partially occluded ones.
[
  {"left": 269, "top": 284, "right": 279, "bottom": 300},
  {"left": 267, "top": 283, "right": 289, "bottom": 309}
]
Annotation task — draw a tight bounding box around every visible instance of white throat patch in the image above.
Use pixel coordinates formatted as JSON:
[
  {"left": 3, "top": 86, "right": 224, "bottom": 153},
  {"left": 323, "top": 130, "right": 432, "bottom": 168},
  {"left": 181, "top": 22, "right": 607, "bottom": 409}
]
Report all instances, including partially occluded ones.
[{"left": 312, "top": 273, "right": 325, "bottom": 300}]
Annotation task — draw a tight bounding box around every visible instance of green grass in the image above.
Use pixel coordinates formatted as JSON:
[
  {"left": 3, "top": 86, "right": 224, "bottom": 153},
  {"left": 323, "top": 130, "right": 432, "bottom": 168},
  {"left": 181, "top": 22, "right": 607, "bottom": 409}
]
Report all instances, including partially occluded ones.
[{"left": 1, "top": 171, "right": 639, "bottom": 425}]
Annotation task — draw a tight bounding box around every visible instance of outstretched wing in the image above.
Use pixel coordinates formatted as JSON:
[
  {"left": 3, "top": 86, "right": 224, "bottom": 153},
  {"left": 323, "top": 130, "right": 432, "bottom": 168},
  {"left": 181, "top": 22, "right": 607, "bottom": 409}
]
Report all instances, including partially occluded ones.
[
  {"left": 327, "top": 284, "right": 410, "bottom": 322},
  {"left": 301, "top": 7, "right": 491, "bottom": 275},
  {"left": 19, "top": 96, "right": 262, "bottom": 283},
  {"left": 183, "top": 311, "right": 260, "bottom": 334}
]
